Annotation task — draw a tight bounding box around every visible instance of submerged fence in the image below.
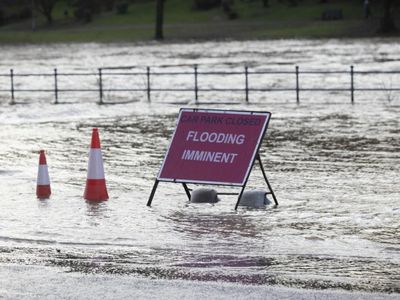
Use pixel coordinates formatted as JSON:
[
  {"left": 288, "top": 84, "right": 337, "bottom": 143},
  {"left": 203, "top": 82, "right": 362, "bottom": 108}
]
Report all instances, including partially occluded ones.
[{"left": 1, "top": 65, "right": 400, "bottom": 104}]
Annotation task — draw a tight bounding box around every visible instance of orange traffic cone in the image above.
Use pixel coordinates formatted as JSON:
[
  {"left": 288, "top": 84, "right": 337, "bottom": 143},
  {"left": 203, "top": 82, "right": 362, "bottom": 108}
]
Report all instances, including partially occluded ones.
[
  {"left": 84, "top": 128, "right": 108, "bottom": 201},
  {"left": 36, "top": 150, "right": 51, "bottom": 199}
]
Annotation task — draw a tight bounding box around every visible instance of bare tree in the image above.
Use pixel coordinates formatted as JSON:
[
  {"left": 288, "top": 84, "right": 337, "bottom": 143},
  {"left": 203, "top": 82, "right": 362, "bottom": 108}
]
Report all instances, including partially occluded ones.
[
  {"left": 36, "top": 0, "right": 58, "bottom": 25},
  {"left": 155, "top": 0, "right": 165, "bottom": 40}
]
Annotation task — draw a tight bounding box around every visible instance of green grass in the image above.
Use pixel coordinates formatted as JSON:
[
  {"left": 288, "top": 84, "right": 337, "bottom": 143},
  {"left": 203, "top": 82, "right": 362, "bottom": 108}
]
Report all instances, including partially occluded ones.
[
  {"left": 0, "top": 0, "right": 397, "bottom": 43},
  {"left": 251, "top": 20, "right": 363, "bottom": 39},
  {"left": 0, "top": 26, "right": 154, "bottom": 43}
]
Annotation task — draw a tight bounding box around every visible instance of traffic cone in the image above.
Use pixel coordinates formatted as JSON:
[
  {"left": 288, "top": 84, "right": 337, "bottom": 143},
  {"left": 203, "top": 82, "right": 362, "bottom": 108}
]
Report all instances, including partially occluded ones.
[
  {"left": 84, "top": 128, "right": 108, "bottom": 201},
  {"left": 36, "top": 150, "right": 51, "bottom": 199}
]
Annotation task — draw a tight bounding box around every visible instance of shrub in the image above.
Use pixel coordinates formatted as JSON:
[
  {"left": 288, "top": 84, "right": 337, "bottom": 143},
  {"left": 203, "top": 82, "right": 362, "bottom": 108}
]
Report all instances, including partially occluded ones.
[
  {"left": 222, "top": 0, "right": 238, "bottom": 20},
  {"left": 116, "top": 2, "right": 129, "bottom": 14},
  {"left": 193, "top": 0, "right": 221, "bottom": 10},
  {"left": 18, "top": 7, "right": 32, "bottom": 20},
  {"left": 104, "top": 0, "right": 116, "bottom": 11},
  {"left": 74, "top": 8, "right": 92, "bottom": 22}
]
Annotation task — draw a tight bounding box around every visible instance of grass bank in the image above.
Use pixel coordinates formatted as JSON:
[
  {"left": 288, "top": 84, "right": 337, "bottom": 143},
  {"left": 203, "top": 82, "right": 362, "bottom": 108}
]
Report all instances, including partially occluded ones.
[{"left": 0, "top": 0, "right": 397, "bottom": 43}]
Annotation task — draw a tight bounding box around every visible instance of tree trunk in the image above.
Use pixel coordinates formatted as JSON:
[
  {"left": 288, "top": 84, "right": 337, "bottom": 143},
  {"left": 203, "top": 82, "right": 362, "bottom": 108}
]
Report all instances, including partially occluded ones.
[
  {"left": 379, "top": 0, "right": 397, "bottom": 33},
  {"left": 155, "top": 0, "right": 164, "bottom": 40},
  {"left": 262, "top": 0, "right": 269, "bottom": 7},
  {"left": 44, "top": 11, "right": 53, "bottom": 24}
]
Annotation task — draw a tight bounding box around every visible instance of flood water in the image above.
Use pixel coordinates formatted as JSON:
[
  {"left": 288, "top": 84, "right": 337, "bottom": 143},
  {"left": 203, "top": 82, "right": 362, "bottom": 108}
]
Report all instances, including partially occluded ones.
[{"left": 0, "top": 39, "right": 399, "bottom": 296}]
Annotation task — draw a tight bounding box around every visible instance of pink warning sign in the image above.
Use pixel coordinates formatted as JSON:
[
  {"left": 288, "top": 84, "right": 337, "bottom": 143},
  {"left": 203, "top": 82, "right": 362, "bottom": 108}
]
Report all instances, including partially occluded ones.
[{"left": 158, "top": 109, "right": 271, "bottom": 186}]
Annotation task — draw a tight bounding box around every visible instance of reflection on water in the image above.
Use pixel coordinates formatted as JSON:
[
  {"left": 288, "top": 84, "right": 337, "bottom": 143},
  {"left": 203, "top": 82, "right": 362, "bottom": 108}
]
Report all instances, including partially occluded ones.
[
  {"left": 0, "top": 40, "right": 399, "bottom": 293},
  {"left": 86, "top": 201, "right": 110, "bottom": 218},
  {"left": 166, "top": 210, "right": 260, "bottom": 239},
  {"left": 37, "top": 198, "right": 50, "bottom": 209}
]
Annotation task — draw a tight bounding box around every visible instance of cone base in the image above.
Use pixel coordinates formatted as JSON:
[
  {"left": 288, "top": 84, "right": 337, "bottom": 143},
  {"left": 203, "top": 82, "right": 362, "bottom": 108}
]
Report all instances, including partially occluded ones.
[
  {"left": 84, "top": 179, "right": 108, "bottom": 201},
  {"left": 37, "top": 185, "right": 51, "bottom": 199}
]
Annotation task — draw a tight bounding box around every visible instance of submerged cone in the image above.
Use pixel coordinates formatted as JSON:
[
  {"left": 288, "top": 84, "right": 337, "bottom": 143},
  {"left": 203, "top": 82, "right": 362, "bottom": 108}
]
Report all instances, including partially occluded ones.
[
  {"left": 36, "top": 150, "right": 51, "bottom": 199},
  {"left": 84, "top": 128, "right": 108, "bottom": 201}
]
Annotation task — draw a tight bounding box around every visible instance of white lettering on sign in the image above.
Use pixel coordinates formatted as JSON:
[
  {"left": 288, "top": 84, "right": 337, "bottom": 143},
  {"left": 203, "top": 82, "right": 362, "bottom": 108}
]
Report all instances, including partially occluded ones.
[
  {"left": 157, "top": 109, "right": 271, "bottom": 185},
  {"left": 181, "top": 150, "right": 238, "bottom": 164},
  {"left": 186, "top": 131, "right": 245, "bottom": 145}
]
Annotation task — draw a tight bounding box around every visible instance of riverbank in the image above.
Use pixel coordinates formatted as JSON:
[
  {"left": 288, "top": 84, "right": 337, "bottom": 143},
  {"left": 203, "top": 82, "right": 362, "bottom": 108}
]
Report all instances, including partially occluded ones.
[
  {"left": 0, "top": 0, "right": 397, "bottom": 43},
  {"left": 0, "top": 20, "right": 382, "bottom": 44}
]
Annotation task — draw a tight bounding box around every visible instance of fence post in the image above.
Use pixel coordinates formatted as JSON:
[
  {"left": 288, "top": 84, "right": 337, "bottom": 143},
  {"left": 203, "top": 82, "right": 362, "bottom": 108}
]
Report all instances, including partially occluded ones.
[
  {"left": 350, "top": 65, "right": 354, "bottom": 104},
  {"left": 146, "top": 66, "right": 151, "bottom": 102},
  {"left": 245, "top": 66, "right": 249, "bottom": 103},
  {"left": 10, "top": 69, "right": 15, "bottom": 105},
  {"left": 98, "top": 68, "right": 103, "bottom": 104},
  {"left": 194, "top": 64, "right": 198, "bottom": 104},
  {"left": 295, "top": 66, "right": 300, "bottom": 104},
  {"left": 54, "top": 68, "right": 58, "bottom": 104}
]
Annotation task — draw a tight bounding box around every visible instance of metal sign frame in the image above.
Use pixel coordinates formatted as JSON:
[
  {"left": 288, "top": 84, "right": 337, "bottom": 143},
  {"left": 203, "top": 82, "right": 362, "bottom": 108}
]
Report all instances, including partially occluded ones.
[{"left": 146, "top": 108, "right": 278, "bottom": 210}]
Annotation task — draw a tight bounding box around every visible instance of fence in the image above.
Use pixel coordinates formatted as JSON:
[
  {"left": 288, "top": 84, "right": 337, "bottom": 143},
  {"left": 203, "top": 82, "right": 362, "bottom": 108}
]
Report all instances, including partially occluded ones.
[{"left": 1, "top": 65, "right": 400, "bottom": 105}]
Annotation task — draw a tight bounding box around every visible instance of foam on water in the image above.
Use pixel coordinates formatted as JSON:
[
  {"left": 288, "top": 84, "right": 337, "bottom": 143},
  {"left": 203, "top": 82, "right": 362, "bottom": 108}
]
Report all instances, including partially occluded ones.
[{"left": 1, "top": 264, "right": 399, "bottom": 300}]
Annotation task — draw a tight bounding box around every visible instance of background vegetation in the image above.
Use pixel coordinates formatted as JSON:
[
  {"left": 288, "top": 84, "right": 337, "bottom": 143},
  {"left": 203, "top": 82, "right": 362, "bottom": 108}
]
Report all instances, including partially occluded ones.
[{"left": 0, "top": 0, "right": 399, "bottom": 43}]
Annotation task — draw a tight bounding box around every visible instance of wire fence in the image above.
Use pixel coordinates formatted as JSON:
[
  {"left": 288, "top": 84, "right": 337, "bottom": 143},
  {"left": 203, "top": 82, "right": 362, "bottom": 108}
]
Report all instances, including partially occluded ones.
[{"left": 1, "top": 65, "right": 400, "bottom": 104}]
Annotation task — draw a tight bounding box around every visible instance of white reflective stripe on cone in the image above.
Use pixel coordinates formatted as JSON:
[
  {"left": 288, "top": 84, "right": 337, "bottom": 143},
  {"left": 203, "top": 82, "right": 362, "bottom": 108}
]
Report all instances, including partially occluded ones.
[
  {"left": 37, "top": 165, "right": 50, "bottom": 185},
  {"left": 87, "top": 149, "right": 105, "bottom": 179}
]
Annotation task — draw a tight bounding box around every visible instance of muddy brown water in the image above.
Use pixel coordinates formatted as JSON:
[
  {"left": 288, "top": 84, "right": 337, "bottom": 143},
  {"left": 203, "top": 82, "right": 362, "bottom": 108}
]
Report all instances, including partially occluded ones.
[{"left": 0, "top": 39, "right": 399, "bottom": 293}]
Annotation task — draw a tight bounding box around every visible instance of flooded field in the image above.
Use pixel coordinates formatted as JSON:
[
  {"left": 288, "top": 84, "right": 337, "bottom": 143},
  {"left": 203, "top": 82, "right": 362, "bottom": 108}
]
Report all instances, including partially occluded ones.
[{"left": 0, "top": 39, "right": 399, "bottom": 298}]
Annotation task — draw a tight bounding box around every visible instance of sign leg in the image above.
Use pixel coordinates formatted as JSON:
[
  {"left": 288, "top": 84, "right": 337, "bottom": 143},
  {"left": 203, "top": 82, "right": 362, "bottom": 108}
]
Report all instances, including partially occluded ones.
[
  {"left": 182, "top": 183, "right": 191, "bottom": 200},
  {"left": 234, "top": 184, "right": 247, "bottom": 210},
  {"left": 147, "top": 179, "right": 159, "bottom": 207},
  {"left": 257, "top": 154, "right": 278, "bottom": 205}
]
